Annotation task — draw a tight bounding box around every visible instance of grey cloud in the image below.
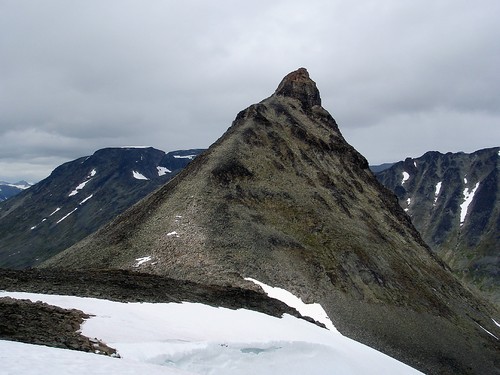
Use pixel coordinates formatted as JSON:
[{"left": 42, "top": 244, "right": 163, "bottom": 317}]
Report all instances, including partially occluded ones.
[{"left": 1, "top": 0, "right": 499, "bottom": 182}]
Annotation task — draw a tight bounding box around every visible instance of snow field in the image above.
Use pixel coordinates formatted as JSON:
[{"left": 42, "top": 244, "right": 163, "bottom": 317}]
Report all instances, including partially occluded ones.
[{"left": 0, "top": 290, "right": 423, "bottom": 375}]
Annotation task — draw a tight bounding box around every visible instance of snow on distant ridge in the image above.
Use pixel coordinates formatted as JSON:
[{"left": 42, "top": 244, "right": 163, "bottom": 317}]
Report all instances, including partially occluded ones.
[
  {"left": 460, "top": 182, "right": 480, "bottom": 225},
  {"left": 157, "top": 166, "right": 172, "bottom": 176},
  {"left": 132, "top": 171, "right": 149, "bottom": 180},
  {"left": 0, "top": 291, "right": 423, "bottom": 375},
  {"left": 173, "top": 154, "right": 197, "bottom": 160},
  {"left": 68, "top": 179, "right": 92, "bottom": 196},
  {"left": 434, "top": 181, "right": 442, "bottom": 204}
]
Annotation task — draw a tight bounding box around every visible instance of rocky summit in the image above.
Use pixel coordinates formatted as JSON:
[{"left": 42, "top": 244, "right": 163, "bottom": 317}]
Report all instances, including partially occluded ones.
[{"left": 42, "top": 69, "right": 500, "bottom": 374}]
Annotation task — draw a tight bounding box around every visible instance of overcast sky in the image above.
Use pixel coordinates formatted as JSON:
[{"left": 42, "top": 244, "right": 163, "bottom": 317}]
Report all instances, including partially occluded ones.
[{"left": 1, "top": 0, "right": 499, "bottom": 182}]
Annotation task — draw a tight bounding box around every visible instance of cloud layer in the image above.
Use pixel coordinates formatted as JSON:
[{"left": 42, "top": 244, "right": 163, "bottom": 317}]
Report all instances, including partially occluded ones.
[{"left": 1, "top": 0, "right": 499, "bottom": 181}]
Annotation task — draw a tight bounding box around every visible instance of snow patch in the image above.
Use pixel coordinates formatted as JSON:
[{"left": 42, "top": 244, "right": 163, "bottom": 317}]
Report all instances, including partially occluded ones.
[
  {"left": 135, "top": 256, "right": 152, "bottom": 267},
  {"left": 0, "top": 291, "right": 423, "bottom": 375},
  {"left": 173, "top": 154, "right": 197, "bottom": 160},
  {"left": 477, "top": 323, "right": 499, "bottom": 340},
  {"left": 401, "top": 171, "right": 410, "bottom": 185},
  {"left": 132, "top": 171, "right": 149, "bottom": 180},
  {"left": 49, "top": 207, "right": 61, "bottom": 216},
  {"left": 493, "top": 319, "right": 500, "bottom": 328},
  {"left": 245, "top": 278, "right": 336, "bottom": 332},
  {"left": 56, "top": 208, "right": 78, "bottom": 224},
  {"left": 157, "top": 166, "right": 172, "bottom": 176},
  {"left": 89, "top": 169, "right": 97, "bottom": 177},
  {"left": 69, "top": 179, "right": 92, "bottom": 196},
  {"left": 413, "top": 161, "right": 417, "bottom": 168},
  {"left": 167, "top": 231, "right": 179, "bottom": 237},
  {"left": 79, "top": 194, "right": 93, "bottom": 205},
  {"left": 460, "top": 182, "right": 480, "bottom": 225},
  {"left": 434, "top": 181, "right": 442, "bottom": 204}
]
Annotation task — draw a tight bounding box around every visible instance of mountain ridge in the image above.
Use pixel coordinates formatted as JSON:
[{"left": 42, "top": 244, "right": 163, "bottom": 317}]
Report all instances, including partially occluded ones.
[
  {"left": 0, "top": 147, "right": 203, "bottom": 268},
  {"left": 375, "top": 147, "right": 500, "bottom": 306},
  {"left": 42, "top": 68, "right": 500, "bottom": 374}
]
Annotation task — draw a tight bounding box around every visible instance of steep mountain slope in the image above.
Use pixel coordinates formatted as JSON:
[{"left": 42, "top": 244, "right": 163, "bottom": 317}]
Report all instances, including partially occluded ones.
[
  {"left": 375, "top": 148, "right": 500, "bottom": 306},
  {"left": 0, "top": 181, "right": 31, "bottom": 201},
  {"left": 0, "top": 147, "right": 203, "bottom": 268},
  {"left": 43, "top": 69, "right": 499, "bottom": 374}
]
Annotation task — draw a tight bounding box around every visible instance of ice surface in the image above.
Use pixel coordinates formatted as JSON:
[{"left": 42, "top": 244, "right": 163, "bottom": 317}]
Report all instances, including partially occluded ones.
[
  {"left": 132, "top": 171, "right": 149, "bottom": 180},
  {"left": 0, "top": 291, "right": 422, "bottom": 375}
]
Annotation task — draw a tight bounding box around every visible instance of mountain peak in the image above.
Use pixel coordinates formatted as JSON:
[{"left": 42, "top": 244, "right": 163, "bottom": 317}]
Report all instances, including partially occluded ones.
[{"left": 274, "top": 68, "right": 321, "bottom": 109}]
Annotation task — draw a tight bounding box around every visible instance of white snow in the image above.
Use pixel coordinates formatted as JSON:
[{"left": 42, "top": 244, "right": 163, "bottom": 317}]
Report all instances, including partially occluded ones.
[
  {"left": 173, "top": 155, "right": 197, "bottom": 160},
  {"left": 477, "top": 323, "right": 499, "bottom": 340},
  {"left": 79, "top": 194, "right": 94, "bottom": 205},
  {"left": 0, "top": 291, "right": 422, "bottom": 375},
  {"left": 413, "top": 161, "right": 417, "bottom": 168},
  {"left": 69, "top": 179, "right": 92, "bottom": 196},
  {"left": 4, "top": 182, "right": 31, "bottom": 189},
  {"left": 434, "top": 181, "right": 442, "bottom": 203},
  {"left": 245, "top": 278, "right": 336, "bottom": 332},
  {"left": 493, "top": 319, "right": 500, "bottom": 328},
  {"left": 157, "top": 166, "right": 172, "bottom": 176},
  {"left": 132, "top": 171, "right": 149, "bottom": 180},
  {"left": 404, "top": 197, "right": 411, "bottom": 212},
  {"left": 460, "top": 182, "right": 480, "bottom": 225},
  {"left": 135, "top": 256, "right": 152, "bottom": 267},
  {"left": 49, "top": 207, "right": 61, "bottom": 216},
  {"left": 89, "top": 169, "right": 97, "bottom": 177},
  {"left": 56, "top": 208, "right": 78, "bottom": 224},
  {"left": 167, "top": 231, "right": 179, "bottom": 237},
  {"left": 401, "top": 171, "right": 410, "bottom": 185}
]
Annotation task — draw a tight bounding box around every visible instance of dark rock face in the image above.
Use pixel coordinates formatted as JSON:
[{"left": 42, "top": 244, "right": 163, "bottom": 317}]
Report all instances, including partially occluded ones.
[
  {"left": 42, "top": 69, "right": 500, "bottom": 374},
  {"left": 274, "top": 67, "right": 321, "bottom": 110},
  {"left": 0, "top": 148, "right": 203, "bottom": 268},
  {"left": 375, "top": 148, "right": 500, "bottom": 306}
]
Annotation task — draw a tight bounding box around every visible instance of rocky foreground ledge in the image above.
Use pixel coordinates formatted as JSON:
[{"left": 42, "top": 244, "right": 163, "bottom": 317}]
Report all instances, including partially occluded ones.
[{"left": 0, "top": 268, "right": 322, "bottom": 354}]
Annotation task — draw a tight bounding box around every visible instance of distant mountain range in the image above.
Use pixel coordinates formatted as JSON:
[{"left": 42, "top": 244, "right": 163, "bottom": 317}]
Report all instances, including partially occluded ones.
[
  {"left": 0, "top": 181, "right": 32, "bottom": 201},
  {"left": 0, "top": 147, "right": 203, "bottom": 268},
  {"left": 375, "top": 147, "right": 500, "bottom": 306}
]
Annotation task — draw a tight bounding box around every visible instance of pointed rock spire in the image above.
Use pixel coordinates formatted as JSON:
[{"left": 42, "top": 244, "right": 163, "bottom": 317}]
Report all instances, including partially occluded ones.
[{"left": 274, "top": 68, "right": 321, "bottom": 109}]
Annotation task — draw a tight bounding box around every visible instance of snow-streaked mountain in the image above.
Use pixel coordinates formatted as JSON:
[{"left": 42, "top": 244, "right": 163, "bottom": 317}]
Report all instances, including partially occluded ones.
[
  {"left": 0, "top": 180, "right": 32, "bottom": 201},
  {"left": 0, "top": 147, "right": 204, "bottom": 268},
  {"left": 375, "top": 147, "right": 500, "bottom": 306},
  {"left": 0, "top": 281, "right": 422, "bottom": 375}
]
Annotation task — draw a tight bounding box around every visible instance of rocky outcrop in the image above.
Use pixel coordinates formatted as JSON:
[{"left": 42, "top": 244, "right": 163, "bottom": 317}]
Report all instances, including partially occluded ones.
[
  {"left": 0, "top": 296, "right": 117, "bottom": 356},
  {"left": 42, "top": 69, "right": 500, "bottom": 374}
]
